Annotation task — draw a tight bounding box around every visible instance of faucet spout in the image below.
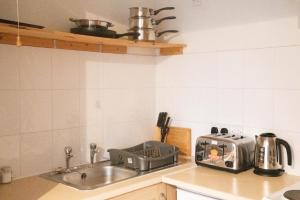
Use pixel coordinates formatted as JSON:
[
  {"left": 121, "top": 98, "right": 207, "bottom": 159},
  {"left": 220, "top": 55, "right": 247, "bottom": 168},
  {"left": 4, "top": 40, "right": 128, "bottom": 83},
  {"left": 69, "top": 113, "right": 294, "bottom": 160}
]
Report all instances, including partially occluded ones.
[
  {"left": 90, "top": 143, "right": 100, "bottom": 165},
  {"left": 64, "top": 146, "right": 73, "bottom": 172}
]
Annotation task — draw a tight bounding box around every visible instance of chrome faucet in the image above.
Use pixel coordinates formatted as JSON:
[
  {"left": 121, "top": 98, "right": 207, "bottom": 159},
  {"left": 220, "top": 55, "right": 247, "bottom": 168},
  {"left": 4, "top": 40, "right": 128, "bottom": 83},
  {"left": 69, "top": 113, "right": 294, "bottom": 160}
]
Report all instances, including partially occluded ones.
[
  {"left": 64, "top": 146, "right": 73, "bottom": 172},
  {"left": 90, "top": 143, "right": 100, "bottom": 165}
]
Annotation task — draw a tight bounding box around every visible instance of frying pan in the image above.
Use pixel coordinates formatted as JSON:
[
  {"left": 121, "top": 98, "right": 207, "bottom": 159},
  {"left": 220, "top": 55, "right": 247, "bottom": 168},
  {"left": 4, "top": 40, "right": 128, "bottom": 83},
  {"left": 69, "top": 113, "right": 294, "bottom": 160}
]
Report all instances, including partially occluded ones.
[
  {"left": 69, "top": 18, "right": 113, "bottom": 29},
  {"left": 70, "top": 27, "right": 139, "bottom": 39},
  {"left": 0, "top": 18, "right": 44, "bottom": 29}
]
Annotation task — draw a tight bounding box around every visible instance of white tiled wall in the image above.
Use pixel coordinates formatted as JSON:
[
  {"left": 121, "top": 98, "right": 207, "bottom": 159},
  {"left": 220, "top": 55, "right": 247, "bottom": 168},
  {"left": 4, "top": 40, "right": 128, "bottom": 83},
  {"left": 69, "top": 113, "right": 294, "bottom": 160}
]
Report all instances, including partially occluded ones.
[
  {"left": 0, "top": 45, "right": 156, "bottom": 179},
  {"left": 156, "top": 16, "right": 300, "bottom": 175}
]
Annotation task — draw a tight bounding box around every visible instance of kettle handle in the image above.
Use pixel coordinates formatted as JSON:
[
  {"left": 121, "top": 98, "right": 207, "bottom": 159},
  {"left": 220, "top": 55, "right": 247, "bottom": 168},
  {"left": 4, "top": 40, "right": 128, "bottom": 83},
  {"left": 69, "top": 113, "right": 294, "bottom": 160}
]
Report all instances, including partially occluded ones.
[{"left": 276, "top": 138, "right": 292, "bottom": 166}]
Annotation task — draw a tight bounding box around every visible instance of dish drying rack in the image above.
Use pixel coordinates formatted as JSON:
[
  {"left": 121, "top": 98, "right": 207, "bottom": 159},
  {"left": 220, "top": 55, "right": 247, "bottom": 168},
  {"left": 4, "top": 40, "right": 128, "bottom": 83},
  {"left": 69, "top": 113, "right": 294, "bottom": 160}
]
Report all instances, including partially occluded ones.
[{"left": 108, "top": 141, "right": 179, "bottom": 171}]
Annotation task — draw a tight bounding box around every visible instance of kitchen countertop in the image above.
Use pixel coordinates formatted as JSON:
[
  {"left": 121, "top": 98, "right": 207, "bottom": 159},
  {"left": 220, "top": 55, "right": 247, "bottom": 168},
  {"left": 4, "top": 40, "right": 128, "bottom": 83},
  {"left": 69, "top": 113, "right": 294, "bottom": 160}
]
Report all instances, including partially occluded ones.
[
  {"left": 163, "top": 166, "right": 300, "bottom": 200},
  {"left": 1, "top": 160, "right": 300, "bottom": 200}
]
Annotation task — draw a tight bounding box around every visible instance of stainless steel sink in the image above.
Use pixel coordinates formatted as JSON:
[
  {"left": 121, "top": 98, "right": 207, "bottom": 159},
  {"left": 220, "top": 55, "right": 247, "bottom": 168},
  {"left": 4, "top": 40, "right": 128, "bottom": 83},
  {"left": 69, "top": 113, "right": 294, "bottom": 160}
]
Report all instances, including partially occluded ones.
[{"left": 41, "top": 161, "right": 138, "bottom": 190}]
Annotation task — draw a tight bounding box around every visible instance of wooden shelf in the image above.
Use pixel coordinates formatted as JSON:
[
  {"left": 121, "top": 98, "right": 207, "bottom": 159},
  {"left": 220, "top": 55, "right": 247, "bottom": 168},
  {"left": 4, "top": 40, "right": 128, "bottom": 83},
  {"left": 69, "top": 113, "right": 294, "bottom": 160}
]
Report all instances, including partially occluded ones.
[{"left": 0, "top": 23, "right": 186, "bottom": 55}]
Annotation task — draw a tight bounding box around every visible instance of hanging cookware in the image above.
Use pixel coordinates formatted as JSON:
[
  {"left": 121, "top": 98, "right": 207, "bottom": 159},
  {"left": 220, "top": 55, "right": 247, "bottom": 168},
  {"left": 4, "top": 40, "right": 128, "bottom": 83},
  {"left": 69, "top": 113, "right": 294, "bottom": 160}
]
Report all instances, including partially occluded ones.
[
  {"left": 0, "top": 18, "right": 44, "bottom": 29},
  {"left": 128, "top": 28, "right": 178, "bottom": 41},
  {"left": 129, "top": 7, "right": 175, "bottom": 18},
  {"left": 129, "top": 16, "right": 176, "bottom": 29},
  {"left": 70, "top": 27, "right": 139, "bottom": 39},
  {"left": 69, "top": 18, "right": 113, "bottom": 29}
]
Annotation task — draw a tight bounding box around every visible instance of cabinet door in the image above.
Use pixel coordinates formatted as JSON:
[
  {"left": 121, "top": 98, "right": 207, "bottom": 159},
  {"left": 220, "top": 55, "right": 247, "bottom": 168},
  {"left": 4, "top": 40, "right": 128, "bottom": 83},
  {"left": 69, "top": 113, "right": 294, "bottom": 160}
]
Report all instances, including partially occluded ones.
[
  {"left": 109, "top": 183, "right": 167, "bottom": 200},
  {"left": 177, "top": 189, "right": 218, "bottom": 200}
]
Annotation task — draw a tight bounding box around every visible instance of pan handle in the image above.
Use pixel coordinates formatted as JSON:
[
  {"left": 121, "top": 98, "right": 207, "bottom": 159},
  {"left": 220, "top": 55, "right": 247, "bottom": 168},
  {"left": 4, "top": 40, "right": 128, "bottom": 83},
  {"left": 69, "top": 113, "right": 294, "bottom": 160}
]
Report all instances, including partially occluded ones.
[
  {"left": 155, "top": 16, "right": 176, "bottom": 25},
  {"left": 115, "top": 32, "right": 140, "bottom": 39},
  {"left": 154, "top": 7, "right": 175, "bottom": 15},
  {"left": 157, "top": 30, "right": 179, "bottom": 38}
]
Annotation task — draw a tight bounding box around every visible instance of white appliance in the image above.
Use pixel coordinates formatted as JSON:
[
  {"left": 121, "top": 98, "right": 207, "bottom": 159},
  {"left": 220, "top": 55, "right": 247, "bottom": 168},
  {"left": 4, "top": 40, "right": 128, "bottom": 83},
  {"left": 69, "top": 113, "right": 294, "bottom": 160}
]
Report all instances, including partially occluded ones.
[
  {"left": 264, "top": 182, "right": 300, "bottom": 200},
  {"left": 177, "top": 188, "right": 218, "bottom": 200}
]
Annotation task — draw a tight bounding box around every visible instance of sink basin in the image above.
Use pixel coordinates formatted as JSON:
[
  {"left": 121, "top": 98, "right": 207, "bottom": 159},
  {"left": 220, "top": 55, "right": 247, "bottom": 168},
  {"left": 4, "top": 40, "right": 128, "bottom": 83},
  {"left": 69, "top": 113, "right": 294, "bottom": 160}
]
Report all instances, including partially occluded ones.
[{"left": 41, "top": 161, "right": 138, "bottom": 190}]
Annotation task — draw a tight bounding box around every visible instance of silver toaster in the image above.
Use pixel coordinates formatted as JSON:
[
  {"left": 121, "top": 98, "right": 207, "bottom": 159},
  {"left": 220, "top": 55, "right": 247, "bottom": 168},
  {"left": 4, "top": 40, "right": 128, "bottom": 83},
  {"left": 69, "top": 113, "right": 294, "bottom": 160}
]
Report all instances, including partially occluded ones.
[{"left": 195, "top": 131, "right": 255, "bottom": 173}]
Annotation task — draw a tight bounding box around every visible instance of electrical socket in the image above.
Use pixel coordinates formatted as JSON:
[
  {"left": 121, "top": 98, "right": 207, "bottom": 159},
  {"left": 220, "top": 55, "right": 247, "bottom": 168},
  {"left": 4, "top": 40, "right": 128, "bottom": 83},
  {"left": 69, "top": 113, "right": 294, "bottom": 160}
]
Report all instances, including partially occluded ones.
[{"left": 192, "top": 0, "right": 202, "bottom": 7}]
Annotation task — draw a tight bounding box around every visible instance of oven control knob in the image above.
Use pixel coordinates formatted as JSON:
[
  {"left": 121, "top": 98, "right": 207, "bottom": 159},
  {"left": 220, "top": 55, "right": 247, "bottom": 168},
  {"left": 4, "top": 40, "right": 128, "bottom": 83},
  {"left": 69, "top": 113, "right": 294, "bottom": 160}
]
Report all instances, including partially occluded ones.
[{"left": 225, "top": 161, "right": 233, "bottom": 168}]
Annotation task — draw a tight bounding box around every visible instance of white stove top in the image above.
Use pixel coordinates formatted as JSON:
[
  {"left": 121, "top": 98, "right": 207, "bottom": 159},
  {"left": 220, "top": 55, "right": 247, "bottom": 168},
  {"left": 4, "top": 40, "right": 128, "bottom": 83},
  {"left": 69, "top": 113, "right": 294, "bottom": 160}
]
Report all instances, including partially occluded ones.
[{"left": 264, "top": 182, "right": 300, "bottom": 200}]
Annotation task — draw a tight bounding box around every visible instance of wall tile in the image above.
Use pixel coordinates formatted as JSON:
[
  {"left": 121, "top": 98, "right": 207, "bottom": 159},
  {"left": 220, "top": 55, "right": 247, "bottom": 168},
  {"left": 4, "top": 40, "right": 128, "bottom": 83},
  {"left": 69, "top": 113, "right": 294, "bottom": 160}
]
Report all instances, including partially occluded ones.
[
  {"left": 244, "top": 89, "right": 273, "bottom": 129},
  {"left": 19, "top": 47, "right": 52, "bottom": 90},
  {"left": 0, "top": 45, "right": 19, "bottom": 89},
  {"left": 101, "top": 88, "right": 155, "bottom": 123},
  {"left": 217, "top": 51, "right": 245, "bottom": 89},
  {"left": 80, "top": 125, "right": 104, "bottom": 163},
  {"left": 172, "top": 88, "right": 217, "bottom": 123},
  {"left": 155, "top": 88, "right": 176, "bottom": 115},
  {"left": 0, "top": 135, "right": 20, "bottom": 178},
  {"left": 79, "top": 52, "right": 101, "bottom": 89},
  {"left": 20, "top": 132, "right": 52, "bottom": 177},
  {"left": 103, "top": 121, "right": 138, "bottom": 150},
  {"left": 0, "top": 91, "right": 20, "bottom": 136},
  {"left": 274, "top": 46, "right": 300, "bottom": 89},
  {"left": 157, "top": 54, "right": 217, "bottom": 88},
  {"left": 217, "top": 89, "right": 243, "bottom": 125},
  {"left": 52, "top": 49, "right": 80, "bottom": 89},
  {"left": 20, "top": 91, "right": 52, "bottom": 133},
  {"left": 52, "top": 128, "right": 81, "bottom": 168},
  {"left": 80, "top": 89, "right": 101, "bottom": 126},
  {"left": 101, "top": 54, "right": 155, "bottom": 89},
  {"left": 53, "top": 90, "right": 80, "bottom": 129},
  {"left": 273, "top": 90, "right": 300, "bottom": 132},
  {"left": 244, "top": 48, "right": 275, "bottom": 89}
]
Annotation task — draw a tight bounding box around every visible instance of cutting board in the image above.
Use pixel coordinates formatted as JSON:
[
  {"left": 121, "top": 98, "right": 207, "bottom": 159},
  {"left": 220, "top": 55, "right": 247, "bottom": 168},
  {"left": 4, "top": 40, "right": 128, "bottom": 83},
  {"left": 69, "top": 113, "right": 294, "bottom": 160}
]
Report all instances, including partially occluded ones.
[{"left": 154, "top": 126, "right": 191, "bottom": 156}]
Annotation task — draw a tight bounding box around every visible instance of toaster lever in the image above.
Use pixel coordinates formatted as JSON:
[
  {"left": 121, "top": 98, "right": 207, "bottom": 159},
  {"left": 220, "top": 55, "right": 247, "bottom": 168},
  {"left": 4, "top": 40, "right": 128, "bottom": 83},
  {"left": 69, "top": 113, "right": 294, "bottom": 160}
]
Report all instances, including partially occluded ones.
[{"left": 218, "top": 144, "right": 227, "bottom": 159}]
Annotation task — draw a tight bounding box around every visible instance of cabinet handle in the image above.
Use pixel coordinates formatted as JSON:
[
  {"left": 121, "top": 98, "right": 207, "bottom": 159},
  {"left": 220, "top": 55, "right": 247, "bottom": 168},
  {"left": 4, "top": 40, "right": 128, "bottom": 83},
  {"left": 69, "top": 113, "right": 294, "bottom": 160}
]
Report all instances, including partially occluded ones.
[{"left": 160, "top": 192, "right": 167, "bottom": 200}]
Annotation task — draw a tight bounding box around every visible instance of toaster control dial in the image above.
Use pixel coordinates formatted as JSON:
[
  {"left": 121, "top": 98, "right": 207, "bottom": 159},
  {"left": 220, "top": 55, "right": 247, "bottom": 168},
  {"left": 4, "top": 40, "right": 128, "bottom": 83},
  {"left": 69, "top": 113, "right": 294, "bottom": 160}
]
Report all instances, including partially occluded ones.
[
  {"left": 220, "top": 128, "right": 228, "bottom": 135},
  {"left": 225, "top": 161, "right": 233, "bottom": 168},
  {"left": 211, "top": 127, "right": 218, "bottom": 135},
  {"left": 196, "top": 152, "right": 204, "bottom": 161}
]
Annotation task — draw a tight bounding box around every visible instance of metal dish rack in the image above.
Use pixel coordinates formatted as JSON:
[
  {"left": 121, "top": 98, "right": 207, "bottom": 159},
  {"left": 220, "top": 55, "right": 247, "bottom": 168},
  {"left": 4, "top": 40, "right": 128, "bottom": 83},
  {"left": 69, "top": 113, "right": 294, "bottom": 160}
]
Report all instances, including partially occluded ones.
[{"left": 108, "top": 141, "right": 179, "bottom": 171}]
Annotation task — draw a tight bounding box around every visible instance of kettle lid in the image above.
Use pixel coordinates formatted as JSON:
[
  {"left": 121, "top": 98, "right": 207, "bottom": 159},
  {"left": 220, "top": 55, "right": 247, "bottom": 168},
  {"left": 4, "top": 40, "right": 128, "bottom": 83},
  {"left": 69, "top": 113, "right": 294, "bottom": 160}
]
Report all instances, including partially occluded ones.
[{"left": 260, "top": 133, "right": 276, "bottom": 137}]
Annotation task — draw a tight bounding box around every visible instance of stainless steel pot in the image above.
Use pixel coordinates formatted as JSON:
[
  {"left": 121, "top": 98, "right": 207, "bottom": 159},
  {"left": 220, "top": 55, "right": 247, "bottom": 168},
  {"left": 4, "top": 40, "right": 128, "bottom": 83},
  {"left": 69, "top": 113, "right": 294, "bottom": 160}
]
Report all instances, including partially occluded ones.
[
  {"left": 69, "top": 18, "right": 113, "bottom": 29},
  {"left": 129, "top": 7, "right": 175, "bottom": 18},
  {"left": 129, "top": 16, "right": 176, "bottom": 29},
  {"left": 128, "top": 28, "right": 178, "bottom": 41}
]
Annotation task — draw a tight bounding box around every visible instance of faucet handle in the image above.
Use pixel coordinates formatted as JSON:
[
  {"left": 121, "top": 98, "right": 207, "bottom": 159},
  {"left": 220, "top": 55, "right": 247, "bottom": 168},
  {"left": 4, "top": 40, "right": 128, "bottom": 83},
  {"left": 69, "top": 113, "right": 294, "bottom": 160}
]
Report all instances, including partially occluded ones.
[
  {"left": 64, "top": 146, "right": 72, "bottom": 155},
  {"left": 90, "top": 143, "right": 97, "bottom": 150}
]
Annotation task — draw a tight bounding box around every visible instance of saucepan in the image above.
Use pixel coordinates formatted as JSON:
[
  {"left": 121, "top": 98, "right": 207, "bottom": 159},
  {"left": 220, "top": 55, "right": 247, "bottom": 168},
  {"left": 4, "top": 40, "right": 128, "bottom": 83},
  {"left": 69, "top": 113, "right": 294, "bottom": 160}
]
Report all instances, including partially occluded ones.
[
  {"left": 129, "top": 16, "right": 176, "bottom": 29},
  {"left": 128, "top": 28, "right": 178, "bottom": 41},
  {"left": 129, "top": 7, "right": 175, "bottom": 18},
  {"left": 69, "top": 18, "right": 113, "bottom": 29}
]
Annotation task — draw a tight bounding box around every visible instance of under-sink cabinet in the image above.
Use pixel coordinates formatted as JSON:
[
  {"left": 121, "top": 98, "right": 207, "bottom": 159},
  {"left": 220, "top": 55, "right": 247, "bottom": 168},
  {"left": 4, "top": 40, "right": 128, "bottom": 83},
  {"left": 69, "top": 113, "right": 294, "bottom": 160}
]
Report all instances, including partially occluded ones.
[{"left": 109, "top": 183, "right": 177, "bottom": 200}]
